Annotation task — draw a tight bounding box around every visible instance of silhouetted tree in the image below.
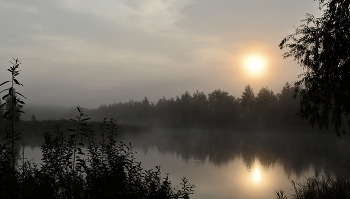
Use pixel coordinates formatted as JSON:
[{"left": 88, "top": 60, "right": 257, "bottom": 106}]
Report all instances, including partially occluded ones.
[
  {"left": 166, "top": 97, "right": 180, "bottom": 124},
  {"left": 192, "top": 90, "right": 209, "bottom": 124},
  {"left": 138, "top": 97, "right": 153, "bottom": 123},
  {"left": 155, "top": 97, "right": 168, "bottom": 123},
  {"left": 240, "top": 85, "right": 255, "bottom": 121},
  {"left": 255, "top": 87, "right": 277, "bottom": 122},
  {"left": 279, "top": 0, "right": 350, "bottom": 136},
  {"left": 30, "top": 114, "right": 37, "bottom": 122},
  {"left": 142, "top": 96, "right": 150, "bottom": 107},
  {"left": 81, "top": 85, "right": 321, "bottom": 128},
  {"left": 180, "top": 91, "right": 193, "bottom": 125},
  {"left": 208, "top": 90, "right": 239, "bottom": 125},
  {"left": 276, "top": 83, "right": 300, "bottom": 123}
]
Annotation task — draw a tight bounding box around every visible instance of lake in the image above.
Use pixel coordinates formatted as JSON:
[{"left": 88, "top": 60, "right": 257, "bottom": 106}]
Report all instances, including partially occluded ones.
[{"left": 21, "top": 126, "right": 350, "bottom": 199}]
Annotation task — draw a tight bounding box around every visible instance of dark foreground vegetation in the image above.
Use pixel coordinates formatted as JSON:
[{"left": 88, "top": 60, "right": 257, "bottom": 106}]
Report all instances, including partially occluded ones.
[
  {"left": 2, "top": 1, "right": 350, "bottom": 198},
  {"left": 0, "top": 59, "right": 193, "bottom": 199},
  {"left": 276, "top": 176, "right": 350, "bottom": 199},
  {"left": 276, "top": 0, "right": 350, "bottom": 198}
]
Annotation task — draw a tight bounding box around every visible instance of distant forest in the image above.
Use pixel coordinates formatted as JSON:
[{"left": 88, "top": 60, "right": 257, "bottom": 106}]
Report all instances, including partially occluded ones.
[{"left": 22, "top": 83, "right": 310, "bottom": 129}]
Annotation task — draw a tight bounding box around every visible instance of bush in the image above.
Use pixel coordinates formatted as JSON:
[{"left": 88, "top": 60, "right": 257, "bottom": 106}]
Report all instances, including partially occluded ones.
[{"left": 0, "top": 59, "right": 194, "bottom": 199}]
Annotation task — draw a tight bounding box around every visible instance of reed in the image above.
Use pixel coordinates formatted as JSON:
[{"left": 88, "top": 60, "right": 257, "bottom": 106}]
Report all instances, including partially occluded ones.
[{"left": 276, "top": 175, "right": 350, "bottom": 199}]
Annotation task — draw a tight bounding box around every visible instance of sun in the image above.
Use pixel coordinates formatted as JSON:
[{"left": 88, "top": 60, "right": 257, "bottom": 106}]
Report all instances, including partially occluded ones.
[{"left": 242, "top": 54, "right": 267, "bottom": 77}]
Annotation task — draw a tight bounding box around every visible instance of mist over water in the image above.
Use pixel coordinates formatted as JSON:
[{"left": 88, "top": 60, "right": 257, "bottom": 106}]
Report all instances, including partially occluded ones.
[{"left": 21, "top": 125, "right": 350, "bottom": 199}]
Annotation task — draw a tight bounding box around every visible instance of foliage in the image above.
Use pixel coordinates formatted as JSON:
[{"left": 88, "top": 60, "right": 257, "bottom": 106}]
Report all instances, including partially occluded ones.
[
  {"left": 240, "top": 85, "right": 255, "bottom": 120},
  {"left": 85, "top": 85, "right": 302, "bottom": 129},
  {"left": 276, "top": 1, "right": 350, "bottom": 198},
  {"left": 279, "top": 0, "right": 350, "bottom": 136},
  {"left": 4, "top": 88, "right": 22, "bottom": 121},
  {"left": 255, "top": 86, "right": 278, "bottom": 120},
  {"left": 0, "top": 58, "right": 26, "bottom": 194},
  {"left": 275, "top": 176, "right": 350, "bottom": 199},
  {"left": 0, "top": 59, "right": 194, "bottom": 199},
  {"left": 276, "top": 83, "right": 300, "bottom": 122},
  {"left": 208, "top": 89, "right": 239, "bottom": 125},
  {"left": 27, "top": 109, "right": 194, "bottom": 199}
]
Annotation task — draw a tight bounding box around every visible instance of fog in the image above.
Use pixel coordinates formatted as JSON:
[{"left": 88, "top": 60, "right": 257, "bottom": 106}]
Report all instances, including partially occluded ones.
[
  {"left": 1, "top": 1, "right": 347, "bottom": 198},
  {"left": 5, "top": 82, "right": 350, "bottom": 198},
  {"left": 0, "top": 0, "right": 322, "bottom": 108},
  {"left": 18, "top": 121, "right": 350, "bottom": 199}
]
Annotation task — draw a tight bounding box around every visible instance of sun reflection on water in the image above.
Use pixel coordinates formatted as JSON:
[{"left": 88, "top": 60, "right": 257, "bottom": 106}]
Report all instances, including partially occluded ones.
[
  {"left": 245, "top": 159, "right": 268, "bottom": 188},
  {"left": 251, "top": 166, "right": 262, "bottom": 184}
]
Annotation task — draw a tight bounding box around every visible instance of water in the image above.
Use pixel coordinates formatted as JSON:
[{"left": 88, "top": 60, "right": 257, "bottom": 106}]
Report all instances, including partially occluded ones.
[
  {"left": 21, "top": 127, "right": 350, "bottom": 199},
  {"left": 131, "top": 147, "right": 315, "bottom": 199}
]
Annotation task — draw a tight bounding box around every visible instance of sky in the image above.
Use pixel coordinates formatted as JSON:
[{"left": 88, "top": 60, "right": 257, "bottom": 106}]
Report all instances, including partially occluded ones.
[{"left": 0, "top": 0, "right": 322, "bottom": 108}]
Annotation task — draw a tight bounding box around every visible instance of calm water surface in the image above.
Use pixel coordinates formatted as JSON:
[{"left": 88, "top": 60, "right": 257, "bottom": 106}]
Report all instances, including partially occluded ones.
[
  {"left": 132, "top": 147, "right": 317, "bottom": 199},
  {"left": 22, "top": 127, "right": 350, "bottom": 199}
]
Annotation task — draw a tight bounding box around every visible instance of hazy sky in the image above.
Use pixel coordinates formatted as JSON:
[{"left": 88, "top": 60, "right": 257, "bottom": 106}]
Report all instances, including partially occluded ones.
[{"left": 0, "top": 0, "right": 322, "bottom": 108}]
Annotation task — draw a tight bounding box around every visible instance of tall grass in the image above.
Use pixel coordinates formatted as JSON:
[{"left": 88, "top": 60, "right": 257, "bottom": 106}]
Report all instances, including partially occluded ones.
[
  {"left": 0, "top": 59, "right": 194, "bottom": 199},
  {"left": 276, "top": 175, "right": 350, "bottom": 199}
]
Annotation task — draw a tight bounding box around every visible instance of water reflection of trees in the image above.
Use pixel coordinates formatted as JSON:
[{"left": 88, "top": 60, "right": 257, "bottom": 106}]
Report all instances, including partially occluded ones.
[
  {"left": 20, "top": 123, "right": 350, "bottom": 179},
  {"left": 119, "top": 128, "right": 350, "bottom": 178}
]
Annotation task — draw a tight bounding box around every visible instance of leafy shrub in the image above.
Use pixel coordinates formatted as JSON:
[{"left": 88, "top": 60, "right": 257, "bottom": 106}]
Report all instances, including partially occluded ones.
[{"left": 0, "top": 59, "right": 194, "bottom": 199}]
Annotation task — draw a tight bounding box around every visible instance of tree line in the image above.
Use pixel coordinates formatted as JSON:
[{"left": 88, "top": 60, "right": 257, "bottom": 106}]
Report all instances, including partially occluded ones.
[{"left": 85, "top": 83, "right": 303, "bottom": 128}]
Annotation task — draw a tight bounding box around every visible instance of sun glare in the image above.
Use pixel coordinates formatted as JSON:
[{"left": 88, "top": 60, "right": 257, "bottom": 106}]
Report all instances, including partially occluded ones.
[{"left": 242, "top": 54, "right": 267, "bottom": 77}]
